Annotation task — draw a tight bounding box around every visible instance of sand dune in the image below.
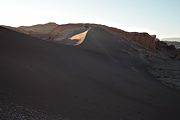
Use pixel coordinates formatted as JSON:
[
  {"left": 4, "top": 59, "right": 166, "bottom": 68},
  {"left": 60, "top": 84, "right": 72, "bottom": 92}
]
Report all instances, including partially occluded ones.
[{"left": 0, "top": 26, "right": 180, "bottom": 120}]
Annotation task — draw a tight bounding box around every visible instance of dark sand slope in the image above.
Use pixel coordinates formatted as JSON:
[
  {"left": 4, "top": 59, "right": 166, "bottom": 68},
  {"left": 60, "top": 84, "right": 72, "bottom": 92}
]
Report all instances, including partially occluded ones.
[{"left": 0, "top": 26, "right": 180, "bottom": 120}]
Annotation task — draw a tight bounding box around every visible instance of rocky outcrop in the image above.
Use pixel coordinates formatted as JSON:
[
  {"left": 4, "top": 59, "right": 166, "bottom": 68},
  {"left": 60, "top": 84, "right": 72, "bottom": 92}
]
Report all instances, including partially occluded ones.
[
  {"left": 100, "top": 26, "right": 157, "bottom": 51},
  {"left": 18, "top": 22, "right": 59, "bottom": 40},
  {"left": 122, "top": 32, "right": 157, "bottom": 51}
]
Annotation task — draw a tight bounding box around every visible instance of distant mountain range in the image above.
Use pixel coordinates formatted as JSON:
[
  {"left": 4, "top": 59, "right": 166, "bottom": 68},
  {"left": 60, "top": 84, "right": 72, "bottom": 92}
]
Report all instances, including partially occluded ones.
[{"left": 162, "top": 37, "right": 180, "bottom": 41}]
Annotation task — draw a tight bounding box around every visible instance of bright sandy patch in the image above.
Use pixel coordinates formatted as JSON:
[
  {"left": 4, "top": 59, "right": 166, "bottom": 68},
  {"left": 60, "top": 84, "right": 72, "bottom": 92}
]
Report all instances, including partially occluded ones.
[{"left": 69, "top": 30, "right": 89, "bottom": 45}]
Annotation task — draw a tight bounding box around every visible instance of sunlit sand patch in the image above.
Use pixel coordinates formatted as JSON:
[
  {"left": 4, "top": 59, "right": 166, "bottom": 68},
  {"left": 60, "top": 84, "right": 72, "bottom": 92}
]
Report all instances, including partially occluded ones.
[{"left": 69, "top": 30, "right": 89, "bottom": 45}]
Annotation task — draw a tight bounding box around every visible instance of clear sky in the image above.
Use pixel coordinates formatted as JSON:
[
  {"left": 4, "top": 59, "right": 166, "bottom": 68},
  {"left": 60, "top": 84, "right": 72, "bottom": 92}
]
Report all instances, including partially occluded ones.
[{"left": 0, "top": 0, "right": 180, "bottom": 39}]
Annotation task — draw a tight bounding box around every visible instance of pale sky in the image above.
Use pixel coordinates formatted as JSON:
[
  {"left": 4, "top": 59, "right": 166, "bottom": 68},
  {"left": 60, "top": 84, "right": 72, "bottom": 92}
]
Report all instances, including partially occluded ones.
[{"left": 0, "top": 0, "right": 180, "bottom": 39}]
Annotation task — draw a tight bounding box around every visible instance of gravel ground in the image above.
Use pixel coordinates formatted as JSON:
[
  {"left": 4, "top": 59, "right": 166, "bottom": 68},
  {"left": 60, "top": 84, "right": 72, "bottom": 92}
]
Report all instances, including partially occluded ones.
[{"left": 0, "top": 96, "right": 67, "bottom": 120}]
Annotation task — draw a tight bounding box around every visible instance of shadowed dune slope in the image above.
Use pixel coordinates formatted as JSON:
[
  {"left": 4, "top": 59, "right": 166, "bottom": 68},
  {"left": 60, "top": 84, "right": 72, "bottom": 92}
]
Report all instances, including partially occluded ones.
[{"left": 0, "top": 26, "right": 180, "bottom": 120}]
